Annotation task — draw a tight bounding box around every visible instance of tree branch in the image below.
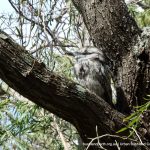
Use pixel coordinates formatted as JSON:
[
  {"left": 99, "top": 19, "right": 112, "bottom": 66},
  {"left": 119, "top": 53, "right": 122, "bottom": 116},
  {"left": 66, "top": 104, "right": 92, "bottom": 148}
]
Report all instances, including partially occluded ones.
[{"left": 0, "top": 30, "right": 127, "bottom": 145}]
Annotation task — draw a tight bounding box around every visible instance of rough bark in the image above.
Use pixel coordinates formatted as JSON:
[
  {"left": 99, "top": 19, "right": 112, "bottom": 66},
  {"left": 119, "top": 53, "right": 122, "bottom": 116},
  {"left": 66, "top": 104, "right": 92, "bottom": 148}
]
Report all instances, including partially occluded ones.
[
  {"left": 71, "top": 0, "right": 140, "bottom": 59},
  {"left": 71, "top": 0, "right": 150, "bottom": 112},
  {"left": 0, "top": 31, "right": 129, "bottom": 149}
]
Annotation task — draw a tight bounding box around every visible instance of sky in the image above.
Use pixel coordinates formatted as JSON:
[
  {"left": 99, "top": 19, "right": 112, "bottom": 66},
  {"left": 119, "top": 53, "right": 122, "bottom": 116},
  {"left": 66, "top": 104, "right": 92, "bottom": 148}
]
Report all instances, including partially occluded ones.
[{"left": 0, "top": 0, "right": 13, "bottom": 13}]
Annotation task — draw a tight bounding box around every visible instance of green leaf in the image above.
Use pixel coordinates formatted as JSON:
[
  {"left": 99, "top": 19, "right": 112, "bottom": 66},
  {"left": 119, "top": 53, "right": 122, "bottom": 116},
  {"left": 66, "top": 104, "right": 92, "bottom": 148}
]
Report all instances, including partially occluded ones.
[{"left": 116, "top": 127, "right": 128, "bottom": 133}]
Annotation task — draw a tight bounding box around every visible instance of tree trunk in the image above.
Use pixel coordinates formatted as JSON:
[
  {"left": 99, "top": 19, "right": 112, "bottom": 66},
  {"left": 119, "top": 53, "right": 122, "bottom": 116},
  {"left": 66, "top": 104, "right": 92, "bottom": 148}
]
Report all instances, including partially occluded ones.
[{"left": 71, "top": 0, "right": 150, "bottom": 111}]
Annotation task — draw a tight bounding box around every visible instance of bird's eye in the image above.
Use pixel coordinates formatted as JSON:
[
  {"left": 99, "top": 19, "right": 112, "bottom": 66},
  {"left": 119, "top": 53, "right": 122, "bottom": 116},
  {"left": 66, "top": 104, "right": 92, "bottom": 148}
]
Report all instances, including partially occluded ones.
[
  {"left": 80, "top": 66, "right": 84, "bottom": 72},
  {"left": 94, "top": 57, "right": 99, "bottom": 61}
]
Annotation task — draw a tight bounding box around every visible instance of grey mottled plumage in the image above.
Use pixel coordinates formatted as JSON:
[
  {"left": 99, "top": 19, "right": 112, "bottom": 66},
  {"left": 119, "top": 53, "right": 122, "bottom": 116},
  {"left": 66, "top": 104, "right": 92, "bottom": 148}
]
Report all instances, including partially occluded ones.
[{"left": 74, "top": 47, "right": 113, "bottom": 106}]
